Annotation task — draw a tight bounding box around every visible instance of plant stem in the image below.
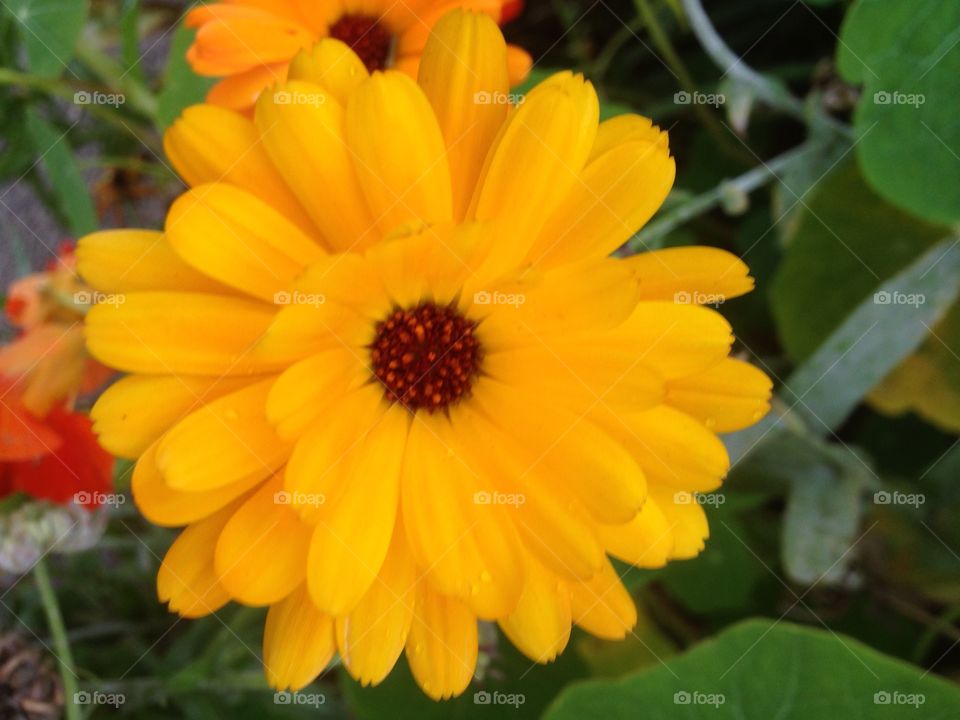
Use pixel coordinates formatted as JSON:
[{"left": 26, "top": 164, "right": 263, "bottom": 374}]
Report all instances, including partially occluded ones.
[
  {"left": 74, "top": 35, "right": 158, "bottom": 121},
  {"left": 34, "top": 558, "right": 82, "bottom": 720},
  {"left": 634, "top": 0, "right": 750, "bottom": 162},
  {"left": 628, "top": 141, "right": 814, "bottom": 250},
  {"left": 681, "top": 0, "right": 852, "bottom": 138}
]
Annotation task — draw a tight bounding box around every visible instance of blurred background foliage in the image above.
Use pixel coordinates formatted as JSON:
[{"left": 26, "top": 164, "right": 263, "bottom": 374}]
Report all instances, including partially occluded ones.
[{"left": 1, "top": 0, "right": 959, "bottom": 717}]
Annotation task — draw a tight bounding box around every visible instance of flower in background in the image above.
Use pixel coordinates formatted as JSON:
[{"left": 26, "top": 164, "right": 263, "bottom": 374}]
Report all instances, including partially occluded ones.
[
  {"left": 79, "top": 10, "right": 771, "bottom": 701},
  {"left": 0, "top": 244, "right": 114, "bottom": 512},
  {"left": 184, "top": 0, "right": 531, "bottom": 111}
]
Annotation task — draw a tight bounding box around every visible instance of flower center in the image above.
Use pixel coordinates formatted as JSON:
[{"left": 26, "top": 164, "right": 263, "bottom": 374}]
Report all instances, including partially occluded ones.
[
  {"left": 370, "top": 303, "right": 482, "bottom": 412},
  {"left": 329, "top": 14, "right": 393, "bottom": 72}
]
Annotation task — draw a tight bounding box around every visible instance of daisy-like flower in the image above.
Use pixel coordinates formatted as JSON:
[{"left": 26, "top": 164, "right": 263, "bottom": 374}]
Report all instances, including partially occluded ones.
[
  {"left": 78, "top": 10, "right": 771, "bottom": 700},
  {"left": 185, "top": 0, "right": 531, "bottom": 112}
]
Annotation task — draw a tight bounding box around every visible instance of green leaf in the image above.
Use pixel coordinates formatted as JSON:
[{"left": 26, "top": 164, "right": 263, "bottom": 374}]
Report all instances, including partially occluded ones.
[
  {"left": 120, "top": 0, "right": 144, "bottom": 85},
  {"left": 545, "top": 620, "right": 960, "bottom": 719},
  {"left": 6, "top": 0, "right": 88, "bottom": 77},
  {"left": 838, "top": 0, "right": 960, "bottom": 224},
  {"left": 156, "top": 25, "right": 215, "bottom": 130},
  {"left": 24, "top": 107, "right": 97, "bottom": 236}
]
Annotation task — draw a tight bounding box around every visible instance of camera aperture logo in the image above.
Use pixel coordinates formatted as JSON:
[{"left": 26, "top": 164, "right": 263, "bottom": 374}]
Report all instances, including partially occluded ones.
[
  {"left": 274, "top": 290, "right": 326, "bottom": 307},
  {"left": 674, "top": 491, "right": 725, "bottom": 507},
  {"left": 273, "top": 90, "right": 326, "bottom": 107},
  {"left": 474, "top": 490, "right": 525, "bottom": 508},
  {"left": 674, "top": 90, "right": 725, "bottom": 108},
  {"left": 473, "top": 690, "right": 525, "bottom": 708},
  {"left": 873, "top": 91, "right": 924, "bottom": 108},
  {"left": 473, "top": 290, "right": 526, "bottom": 308},
  {"left": 74, "top": 90, "right": 125, "bottom": 107},
  {"left": 874, "top": 691, "right": 924, "bottom": 707},
  {"left": 74, "top": 290, "right": 125, "bottom": 308},
  {"left": 274, "top": 490, "right": 326, "bottom": 508},
  {"left": 274, "top": 691, "right": 326, "bottom": 707},
  {"left": 74, "top": 691, "right": 125, "bottom": 708},
  {"left": 474, "top": 91, "right": 525, "bottom": 106},
  {"left": 74, "top": 491, "right": 125, "bottom": 508},
  {"left": 873, "top": 290, "right": 925, "bottom": 307}
]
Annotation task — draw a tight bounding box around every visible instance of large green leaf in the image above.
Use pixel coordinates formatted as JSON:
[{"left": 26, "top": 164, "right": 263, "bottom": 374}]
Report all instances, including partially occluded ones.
[
  {"left": 838, "top": 0, "right": 960, "bottom": 224},
  {"left": 6, "top": 0, "right": 88, "bottom": 77},
  {"left": 545, "top": 620, "right": 960, "bottom": 719},
  {"left": 24, "top": 107, "right": 97, "bottom": 236}
]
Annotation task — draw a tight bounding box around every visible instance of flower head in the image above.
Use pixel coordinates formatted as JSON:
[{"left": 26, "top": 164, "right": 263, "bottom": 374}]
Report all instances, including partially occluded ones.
[
  {"left": 79, "top": 10, "right": 770, "bottom": 700},
  {"left": 184, "top": 0, "right": 532, "bottom": 112}
]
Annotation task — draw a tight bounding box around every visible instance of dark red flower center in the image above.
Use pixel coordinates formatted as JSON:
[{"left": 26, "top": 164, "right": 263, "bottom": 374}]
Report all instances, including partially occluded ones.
[
  {"left": 329, "top": 14, "right": 393, "bottom": 72},
  {"left": 370, "top": 303, "right": 482, "bottom": 412}
]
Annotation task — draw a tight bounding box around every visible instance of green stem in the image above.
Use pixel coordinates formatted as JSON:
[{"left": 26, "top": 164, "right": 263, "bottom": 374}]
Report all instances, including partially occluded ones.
[
  {"left": 681, "top": 0, "right": 852, "bottom": 138},
  {"left": 34, "top": 558, "right": 82, "bottom": 720},
  {"left": 628, "top": 141, "right": 814, "bottom": 250},
  {"left": 74, "top": 36, "right": 158, "bottom": 121},
  {"left": 634, "top": 0, "right": 750, "bottom": 162}
]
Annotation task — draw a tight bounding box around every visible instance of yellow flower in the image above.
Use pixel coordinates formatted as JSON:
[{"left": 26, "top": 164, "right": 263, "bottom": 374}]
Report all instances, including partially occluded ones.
[
  {"left": 184, "top": 0, "right": 531, "bottom": 112},
  {"left": 78, "top": 10, "right": 771, "bottom": 700}
]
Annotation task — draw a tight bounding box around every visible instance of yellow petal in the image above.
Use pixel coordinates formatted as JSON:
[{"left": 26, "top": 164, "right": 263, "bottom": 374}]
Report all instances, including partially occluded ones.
[
  {"left": 402, "top": 412, "right": 523, "bottom": 619},
  {"left": 92, "top": 374, "right": 259, "bottom": 459},
  {"left": 598, "top": 499, "right": 674, "bottom": 569},
  {"left": 133, "top": 442, "right": 267, "bottom": 528},
  {"left": 625, "top": 246, "right": 755, "bottom": 303},
  {"left": 284, "top": 384, "right": 386, "bottom": 522},
  {"left": 215, "top": 473, "right": 312, "bottom": 605},
  {"left": 166, "top": 183, "right": 324, "bottom": 302},
  {"left": 76, "top": 230, "right": 227, "bottom": 294},
  {"left": 163, "top": 104, "right": 315, "bottom": 234},
  {"left": 530, "top": 136, "right": 675, "bottom": 267},
  {"left": 287, "top": 39, "right": 369, "bottom": 104},
  {"left": 649, "top": 486, "right": 710, "bottom": 559},
  {"left": 266, "top": 348, "right": 370, "bottom": 440},
  {"left": 604, "top": 405, "right": 730, "bottom": 493},
  {"left": 346, "top": 71, "right": 453, "bottom": 236},
  {"left": 596, "top": 302, "right": 734, "bottom": 380},
  {"left": 263, "top": 585, "right": 336, "bottom": 691},
  {"left": 307, "top": 403, "right": 409, "bottom": 615},
  {"left": 337, "top": 525, "right": 416, "bottom": 686},
  {"left": 417, "top": 9, "right": 509, "bottom": 220},
  {"left": 157, "top": 501, "right": 242, "bottom": 618},
  {"left": 499, "top": 557, "right": 571, "bottom": 663},
  {"left": 255, "top": 79, "right": 376, "bottom": 251},
  {"left": 157, "top": 378, "right": 292, "bottom": 491},
  {"left": 85, "top": 292, "right": 283, "bottom": 376},
  {"left": 667, "top": 358, "right": 772, "bottom": 433},
  {"left": 471, "top": 72, "right": 598, "bottom": 276},
  {"left": 589, "top": 114, "right": 659, "bottom": 162},
  {"left": 567, "top": 558, "right": 636, "bottom": 640},
  {"left": 405, "top": 585, "right": 478, "bottom": 701}
]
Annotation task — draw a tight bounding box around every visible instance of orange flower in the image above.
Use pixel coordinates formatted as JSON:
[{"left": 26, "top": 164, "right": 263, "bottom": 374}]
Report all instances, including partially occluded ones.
[{"left": 185, "top": 0, "right": 532, "bottom": 111}]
